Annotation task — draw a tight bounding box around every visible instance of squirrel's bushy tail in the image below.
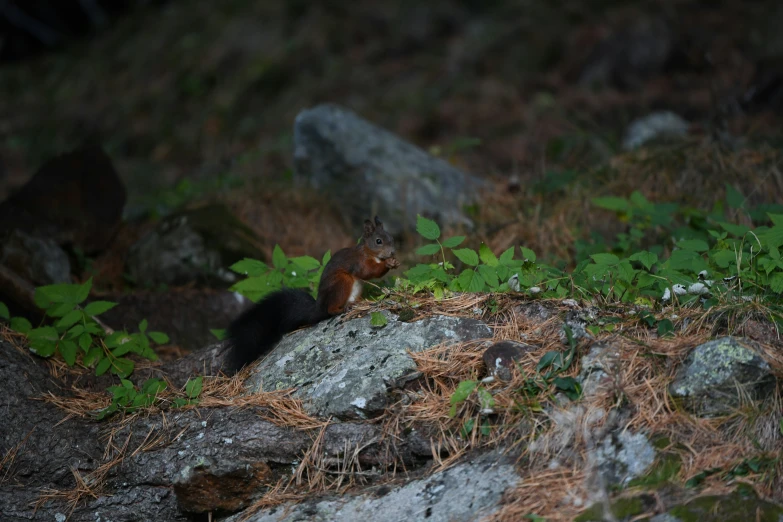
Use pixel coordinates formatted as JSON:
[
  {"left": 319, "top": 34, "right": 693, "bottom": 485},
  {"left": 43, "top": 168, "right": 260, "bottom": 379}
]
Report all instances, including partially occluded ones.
[{"left": 224, "top": 289, "right": 329, "bottom": 374}]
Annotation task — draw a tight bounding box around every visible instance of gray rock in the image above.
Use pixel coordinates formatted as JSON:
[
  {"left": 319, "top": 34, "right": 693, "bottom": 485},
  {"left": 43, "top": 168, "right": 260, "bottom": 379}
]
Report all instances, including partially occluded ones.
[
  {"left": 126, "top": 204, "right": 263, "bottom": 287},
  {"left": 623, "top": 111, "right": 689, "bottom": 150},
  {"left": 231, "top": 450, "right": 519, "bottom": 522},
  {"left": 482, "top": 340, "right": 536, "bottom": 381},
  {"left": 293, "top": 103, "right": 485, "bottom": 233},
  {"left": 579, "top": 342, "right": 621, "bottom": 397},
  {"left": 246, "top": 311, "right": 492, "bottom": 419},
  {"left": 669, "top": 337, "right": 777, "bottom": 417},
  {"left": 591, "top": 429, "right": 656, "bottom": 487},
  {"left": 0, "top": 229, "right": 71, "bottom": 285}
]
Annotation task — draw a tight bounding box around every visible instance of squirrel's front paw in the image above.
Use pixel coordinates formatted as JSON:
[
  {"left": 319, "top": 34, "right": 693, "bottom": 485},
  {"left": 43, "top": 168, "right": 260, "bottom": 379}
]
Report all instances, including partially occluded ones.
[{"left": 386, "top": 257, "right": 400, "bottom": 269}]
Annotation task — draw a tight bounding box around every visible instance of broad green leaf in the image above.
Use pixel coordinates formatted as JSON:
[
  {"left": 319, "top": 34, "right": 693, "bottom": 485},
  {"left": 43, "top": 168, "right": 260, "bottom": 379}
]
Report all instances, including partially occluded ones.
[
  {"left": 75, "top": 278, "right": 92, "bottom": 304},
  {"left": 616, "top": 261, "right": 636, "bottom": 284},
  {"left": 677, "top": 239, "right": 709, "bottom": 252},
  {"left": 450, "top": 380, "right": 477, "bottom": 405},
  {"left": 711, "top": 249, "right": 737, "bottom": 269},
  {"left": 442, "top": 236, "right": 466, "bottom": 248},
  {"left": 719, "top": 222, "right": 750, "bottom": 237},
  {"left": 452, "top": 248, "right": 479, "bottom": 266},
  {"left": 520, "top": 247, "right": 536, "bottom": 263},
  {"left": 590, "top": 253, "right": 620, "bottom": 265},
  {"left": 148, "top": 332, "right": 170, "bottom": 344},
  {"left": 457, "top": 269, "right": 485, "bottom": 292},
  {"left": 760, "top": 226, "right": 783, "bottom": 250},
  {"left": 770, "top": 273, "right": 783, "bottom": 293},
  {"left": 537, "top": 351, "right": 561, "bottom": 373},
  {"left": 272, "top": 245, "right": 287, "bottom": 270},
  {"left": 142, "top": 378, "right": 167, "bottom": 395},
  {"left": 67, "top": 324, "right": 84, "bottom": 338},
  {"left": 477, "top": 388, "right": 495, "bottom": 409},
  {"left": 229, "top": 258, "right": 269, "bottom": 276},
  {"left": 112, "top": 358, "right": 135, "bottom": 377},
  {"left": 79, "top": 333, "right": 92, "bottom": 352},
  {"left": 769, "top": 213, "right": 783, "bottom": 227},
  {"left": 56, "top": 310, "right": 83, "bottom": 329},
  {"left": 477, "top": 265, "right": 499, "bottom": 289},
  {"left": 629, "top": 251, "right": 658, "bottom": 270},
  {"left": 0, "top": 301, "right": 9, "bottom": 320},
  {"left": 84, "top": 346, "right": 102, "bottom": 366},
  {"left": 83, "top": 301, "right": 118, "bottom": 316},
  {"left": 416, "top": 215, "right": 441, "bottom": 240},
  {"left": 60, "top": 340, "right": 77, "bottom": 366},
  {"left": 185, "top": 376, "right": 203, "bottom": 399},
  {"left": 592, "top": 196, "right": 630, "bottom": 212},
  {"left": 322, "top": 250, "right": 332, "bottom": 266},
  {"left": 29, "top": 326, "right": 59, "bottom": 341},
  {"left": 725, "top": 183, "right": 745, "bottom": 209},
  {"left": 290, "top": 256, "right": 320, "bottom": 271},
  {"left": 29, "top": 339, "right": 56, "bottom": 357},
  {"left": 370, "top": 312, "right": 388, "bottom": 327},
  {"left": 138, "top": 319, "right": 148, "bottom": 333},
  {"left": 657, "top": 319, "right": 675, "bottom": 337},
  {"left": 478, "top": 244, "right": 499, "bottom": 266},
  {"left": 416, "top": 243, "right": 441, "bottom": 256},
  {"left": 211, "top": 329, "right": 226, "bottom": 340},
  {"left": 95, "top": 357, "right": 111, "bottom": 376},
  {"left": 10, "top": 317, "right": 32, "bottom": 334},
  {"left": 499, "top": 247, "right": 515, "bottom": 265}
]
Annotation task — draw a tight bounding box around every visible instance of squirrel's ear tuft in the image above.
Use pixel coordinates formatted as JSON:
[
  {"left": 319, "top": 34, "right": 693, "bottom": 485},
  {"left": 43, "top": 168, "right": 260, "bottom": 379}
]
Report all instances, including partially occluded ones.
[
  {"left": 374, "top": 216, "right": 383, "bottom": 228},
  {"left": 363, "top": 219, "right": 375, "bottom": 236}
]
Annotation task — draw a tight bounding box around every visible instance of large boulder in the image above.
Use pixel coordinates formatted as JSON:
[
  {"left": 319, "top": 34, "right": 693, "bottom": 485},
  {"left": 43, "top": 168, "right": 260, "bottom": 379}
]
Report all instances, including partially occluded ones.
[
  {"left": 293, "top": 104, "right": 485, "bottom": 233},
  {"left": 245, "top": 310, "right": 492, "bottom": 419}
]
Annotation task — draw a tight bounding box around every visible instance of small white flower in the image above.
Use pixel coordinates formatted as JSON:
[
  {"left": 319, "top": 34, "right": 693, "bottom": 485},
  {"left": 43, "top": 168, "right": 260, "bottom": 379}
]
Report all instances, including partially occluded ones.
[{"left": 529, "top": 286, "right": 541, "bottom": 294}]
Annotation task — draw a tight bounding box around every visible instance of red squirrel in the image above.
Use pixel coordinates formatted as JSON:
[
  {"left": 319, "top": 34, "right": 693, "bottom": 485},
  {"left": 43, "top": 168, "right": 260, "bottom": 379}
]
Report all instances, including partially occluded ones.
[{"left": 224, "top": 216, "right": 399, "bottom": 374}]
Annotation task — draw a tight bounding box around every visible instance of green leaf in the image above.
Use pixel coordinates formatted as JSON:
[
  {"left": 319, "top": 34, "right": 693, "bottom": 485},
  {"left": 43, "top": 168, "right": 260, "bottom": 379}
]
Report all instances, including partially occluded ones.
[
  {"left": 768, "top": 214, "right": 783, "bottom": 227},
  {"left": 769, "top": 273, "right": 783, "bottom": 293},
  {"left": 29, "top": 339, "right": 57, "bottom": 357},
  {"left": 322, "top": 250, "right": 332, "bottom": 266},
  {"left": 629, "top": 251, "right": 658, "bottom": 270},
  {"left": 711, "top": 249, "right": 737, "bottom": 268},
  {"left": 112, "top": 358, "right": 135, "bottom": 377},
  {"left": 477, "top": 388, "right": 495, "bottom": 410},
  {"left": 60, "top": 340, "right": 78, "bottom": 366},
  {"left": 10, "top": 317, "right": 32, "bottom": 334},
  {"left": 229, "top": 258, "right": 269, "bottom": 276},
  {"left": 138, "top": 319, "right": 148, "bottom": 333},
  {"left": 592, "top": 196, "right": 630, "bottom": 212},
  {"left": 450, "top": 380, "right": 477, "bottom": 405},
  {"left": 477, "top": 265, "right": 499, "bottom": 289},
  {"left": 370, "top": 312, "right": 388, "bottom": 327},
  {"left": 416, "top": 215, "right": 441, "bottom": 240},
  {"left": 29, "top": 326, "right": 59, "bottom": 342},
  {"left": 56, "top": 309, "right": 83, "bottom": 329},
  {"left": 657, "top": 319, "right": 675, "bottom": 338},
  {"left": 499, "top": 247, "right": 515, "bottom": 265},
  {"left": 520, "top": 247, "right": 536, "bottom": 263},
  {"left": 83, "top": 301, "right": 118, "bottom": 316},
  {"left": 478, "top": 244, "right": 499, "bottom": 266},
  {"left": 416, "top": 243, "right": 441, "bottom": 256},
  {"left": 452, "top": 248, "right": 479, "bottom": 266},
  {"left": 148, "top": 332, "right": 170, "bottom": 344},
  {"left": 185, "top": 376, "right": 203, "bottom": 399},
  {"left": 45, "top": 303, "right": 74, "bottom": 317},
  {"left": 79, "top": 333, "right": 92, "bottom": 352},
  {"left": 590, "top": 253, "right": 620, "bottom": 265},
  {"left": 210, "top": 328, "right": 226, "bottom": 340},
  {"left": 719, "top": 222, "right": 751, "bottom": 237},
  {"left": 272, "top": 245, "right": 287, "bottom": 270},
  {"left": 290, "top": 255, "right": 321, "bottom": 271},
  {"left": 677, "top": 239, "right": 709, "bottom": 252},
  {"left": 95, "top": 357, "right": 111, "bottom": 376},
  {"left": 83, "top": 346, "right": 102, "bottom": 366},
  {"left": 537, "top": 351, "right": 560, "bottom": 373},
  {"left": 725, "top": 183, "right": 746, "bottom": 209},
  {"left": 0, "top": 301, "right": 9, "bottom": 320},
  {"left": 442, "top": 236, "right": 466, "bottom": 248},
  {"left": 457, "top": 269, "right": 486, "bottom": 292}
]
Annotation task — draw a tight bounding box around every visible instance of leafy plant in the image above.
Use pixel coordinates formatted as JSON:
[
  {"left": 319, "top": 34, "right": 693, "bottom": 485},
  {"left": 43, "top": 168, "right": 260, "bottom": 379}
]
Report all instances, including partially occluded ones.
[
  {"left": 6, "top": 279, "right": 169, "bottom": 378},
  {"left": 97, "top": 377, "right": 168, "bottom": 419},
  {"left": 229, "top": 246, "right": 330, "bottom": 302}
]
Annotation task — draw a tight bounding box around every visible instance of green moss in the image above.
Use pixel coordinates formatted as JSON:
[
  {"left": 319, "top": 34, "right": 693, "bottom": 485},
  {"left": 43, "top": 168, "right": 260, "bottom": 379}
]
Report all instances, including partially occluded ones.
[
  {"left": 627, "top": 452, "right": 681, "bottom": 488},
  {"left": 668, "top": 488, "right": 783, "bottom": 522},
  {"left": 575, "top": 495, "right": 651, "bottom": 521}
]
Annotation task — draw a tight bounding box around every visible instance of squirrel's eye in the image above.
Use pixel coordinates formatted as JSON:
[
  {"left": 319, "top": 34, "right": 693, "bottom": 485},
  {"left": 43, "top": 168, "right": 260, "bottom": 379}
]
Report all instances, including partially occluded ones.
[{"left": 376, "top": 238, "right": 382, "bottom": 245}]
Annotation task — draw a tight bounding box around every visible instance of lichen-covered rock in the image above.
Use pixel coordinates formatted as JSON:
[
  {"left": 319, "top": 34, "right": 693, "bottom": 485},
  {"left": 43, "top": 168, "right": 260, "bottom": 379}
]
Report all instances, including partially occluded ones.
[
  {"left": 126, "top": 204, "right": 263, "bottom": 287},
  {"left": 245, "top": 311, "right": 492, "bottom": 419},
  {"left": 591, "top": 429, "right": 656, "bottom": 487},
  {"left": 653, "top": 487, "right": 783, "bottom": 522},
  {"left": 173, "top": 457, "right": 271, "bottom": 513},
  {"left": 228, "top": 450, "right": 519, "bottom": 522},
  {"left": 579, "top": 342, "right": 621, "bottom": 397},
  {"left": 669, "top": 337, "right": 777, "bottom": 417},
  {"left": 293, "top": 103, "right": 485, "bottom": 233}
]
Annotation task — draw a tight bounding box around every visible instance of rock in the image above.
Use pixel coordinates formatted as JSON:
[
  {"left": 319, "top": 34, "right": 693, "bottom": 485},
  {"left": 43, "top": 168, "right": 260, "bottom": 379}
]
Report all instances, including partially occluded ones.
[
  {"left": 293, "top": 103, "right": 485, "bottom": 233},
  {"left": 591, "top": 429, "right": 656, "bottom": 488},
  {"left": 229, "top": 450, "right": 519, "bottom": 522},
  {"left": 579, "top": 17, "right": 674, "bottom": 90},
  {"left": 668, "top": 337, "right": 777, "bottom": 417},
  {"left": 578, "top": 342, "right": 621, "bottom": 397},
  {"left": 126, "top": 204, "right": 263, "bottom": 288},
  {"left": 622, "top": 111, "right": 690, "bottom": 150},
  {"left": 0, "top": 143, "right": 126, "bottom": 253},
  {"left": 98, "top": 288, "right": 249, "bottom": 351},
  {"left": 0, "top": 229, "right": 71, "bottom": 285},
  {"left": 482, "top": 340, "right": 536, "bottom": 381},
  {"left": 245, "top": 311, "right": 492, "bottom": 419},
  {"left": 652, "top": 488, "right": 783, "bottom": 522}
]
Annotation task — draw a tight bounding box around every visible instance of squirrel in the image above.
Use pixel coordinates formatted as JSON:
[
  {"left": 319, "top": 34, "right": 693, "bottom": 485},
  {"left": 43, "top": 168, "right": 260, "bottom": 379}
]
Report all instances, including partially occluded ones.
[{"left": 224, "top": 216, "right": 400, "bottom": 374}]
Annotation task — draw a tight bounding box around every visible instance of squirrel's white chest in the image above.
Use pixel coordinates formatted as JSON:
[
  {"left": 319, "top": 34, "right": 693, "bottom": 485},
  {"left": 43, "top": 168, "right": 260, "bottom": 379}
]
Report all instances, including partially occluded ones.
[{"left": 347, "top": 280, "right": 363, "bottom": 304}]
